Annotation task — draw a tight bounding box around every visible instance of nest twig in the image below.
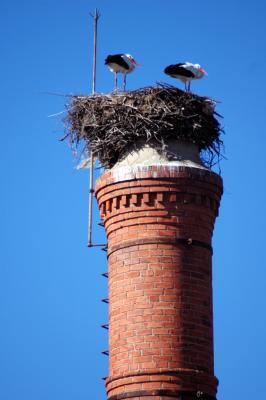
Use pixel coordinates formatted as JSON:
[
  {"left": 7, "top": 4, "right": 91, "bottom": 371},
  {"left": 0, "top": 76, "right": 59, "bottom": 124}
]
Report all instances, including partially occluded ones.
[{"left": 63, "top": 84, "right": 224, "bottom": 169}]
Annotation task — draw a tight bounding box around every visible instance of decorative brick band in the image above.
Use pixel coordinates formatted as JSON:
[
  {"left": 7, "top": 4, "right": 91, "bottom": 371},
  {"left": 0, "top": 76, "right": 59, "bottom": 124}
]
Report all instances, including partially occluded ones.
[
  {"left": 95, "top": 165, "right": 223, "bottom": 191},
  {"left": 107, "top": 237, "right": 213, "bottom": 258},
  {"left": 105, "top": 369, "right": 218, "bottom": 398},
  {"left": 98, "top": 189, "right": 220, "bottom": 222},
  {"left": 96, "top": 167, "right": 222, "bottom": 202},
  {"left": 96, "top": 167, "right": 222, "bottom": 246},
  {"left": 108, "top": 390, "right": 216, "bottom": 400}
]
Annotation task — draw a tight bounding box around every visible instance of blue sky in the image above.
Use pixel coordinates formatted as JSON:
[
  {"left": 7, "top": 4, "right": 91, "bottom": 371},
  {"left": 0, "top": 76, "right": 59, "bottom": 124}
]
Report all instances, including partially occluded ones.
[{"left": 1, "top": 0, "right": 266, "bottom": 399}]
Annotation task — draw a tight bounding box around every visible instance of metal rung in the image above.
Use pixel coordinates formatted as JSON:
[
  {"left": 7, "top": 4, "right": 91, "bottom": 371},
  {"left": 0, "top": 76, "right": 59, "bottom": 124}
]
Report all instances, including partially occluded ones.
[
  {"left": 101, "top": 246, "right": 108, "bottom": 252},
  {"left": 101, "top": 324, "right": 109, "bottom": 330},
  {"left": 102, "top": 350, "right": 109, "bottom": 356},
  {"left": 101, "top": 272, "right": 108, "bottom": 278},
  {"left": 101, "top": 298, "right": 109, "bottom": 304},
  {"left": 87, "top": 243, "right": 106, "bottom": 247},
  {"left": 98, "top": 221, "right": 104, "bottom": 227},
  {"left": 101, "top": 377, "right": 108, "bottom": 381}
]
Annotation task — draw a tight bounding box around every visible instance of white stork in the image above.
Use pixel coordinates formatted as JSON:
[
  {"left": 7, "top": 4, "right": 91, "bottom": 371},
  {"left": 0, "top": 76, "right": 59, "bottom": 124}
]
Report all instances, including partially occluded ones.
[
  {"left": 105, "top": 53, "right": 139, "bottom": 91},
  {"left": 164, "top": 62, "right": 207, "bottom": 92}
]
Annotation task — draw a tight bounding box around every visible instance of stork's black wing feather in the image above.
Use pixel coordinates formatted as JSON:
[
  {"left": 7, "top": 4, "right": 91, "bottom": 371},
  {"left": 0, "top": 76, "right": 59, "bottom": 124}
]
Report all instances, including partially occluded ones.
[
  {"left": 105, "top": 54, "right": 130, "bottom": 70},
  {"left": 164, "top": 64, "right": 195, "bottom": 78}
]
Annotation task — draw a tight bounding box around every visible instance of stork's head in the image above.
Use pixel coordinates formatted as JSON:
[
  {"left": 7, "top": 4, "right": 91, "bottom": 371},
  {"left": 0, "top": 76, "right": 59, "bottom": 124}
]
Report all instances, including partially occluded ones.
[
  {"left": 194, "top": 63, "right": 207, "bottom": 76},
  {"left": 125, "top": 54, "right": 140, "bottom": 66}
]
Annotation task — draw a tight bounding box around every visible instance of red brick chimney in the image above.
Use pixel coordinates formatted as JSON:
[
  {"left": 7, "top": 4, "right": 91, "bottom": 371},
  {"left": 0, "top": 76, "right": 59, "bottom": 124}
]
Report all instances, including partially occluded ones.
[{"left": 95, "top": 142, "right": 223, "bottom": 400}]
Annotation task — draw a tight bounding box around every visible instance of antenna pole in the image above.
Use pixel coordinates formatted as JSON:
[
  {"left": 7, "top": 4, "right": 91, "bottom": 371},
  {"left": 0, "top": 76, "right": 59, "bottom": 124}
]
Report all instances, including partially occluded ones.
[
  {"left": 91, "top": 8, "right": 100, "bottom": 94},
  {"left": 88, "top": 9, "right": 100, "bottom": 247}
]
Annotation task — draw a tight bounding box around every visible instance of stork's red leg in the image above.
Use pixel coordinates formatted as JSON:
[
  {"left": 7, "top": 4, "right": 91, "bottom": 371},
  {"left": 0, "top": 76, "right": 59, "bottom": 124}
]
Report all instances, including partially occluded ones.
[
  {"left": 123, "top": 74, "right": 127, "bottom": 91},
  {"left": 188, "top": 81, "right": 191, "bottom": 92},
  {"left": 115, "top": 73, "right": 118, "bottom": 91}
]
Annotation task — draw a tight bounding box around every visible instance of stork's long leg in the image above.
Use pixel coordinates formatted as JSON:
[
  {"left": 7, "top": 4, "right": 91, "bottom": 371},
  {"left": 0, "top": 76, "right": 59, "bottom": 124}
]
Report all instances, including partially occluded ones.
[
  {"left": 184, "top": 82, "right": 187, "bottom": 92},
  {"left": 115, "top": 73, "right": 118, "bottom": 91},
  {"left": 123, "top": 74, "right": 127, "bottom": 91},
  {"left": 188, "top": 81, "right": 191, "bottom": 92}
]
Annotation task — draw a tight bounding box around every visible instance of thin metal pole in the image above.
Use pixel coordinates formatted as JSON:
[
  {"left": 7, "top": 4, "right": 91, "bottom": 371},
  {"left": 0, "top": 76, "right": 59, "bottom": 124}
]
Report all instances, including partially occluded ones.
[
  {"left": 88, "top": 154, "right": 94, "bottom": 247},
  {"left": 90, "top": 8, "right": 100, "bottom": 94},
  {"left": 88, "top": 9, "right": 100, "bottom": 247}
]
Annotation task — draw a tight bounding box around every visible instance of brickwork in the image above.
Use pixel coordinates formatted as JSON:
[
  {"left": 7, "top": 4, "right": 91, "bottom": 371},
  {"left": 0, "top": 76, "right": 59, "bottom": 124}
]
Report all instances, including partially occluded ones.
[{"left": 95, "top": 166, "right": 223, "bottom": 400}]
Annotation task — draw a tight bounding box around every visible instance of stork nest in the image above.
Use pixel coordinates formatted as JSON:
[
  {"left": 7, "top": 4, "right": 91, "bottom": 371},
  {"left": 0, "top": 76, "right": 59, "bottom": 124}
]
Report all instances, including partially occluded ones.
[{"left": 64, "top": 84, "right": 224, "bottom": 169}]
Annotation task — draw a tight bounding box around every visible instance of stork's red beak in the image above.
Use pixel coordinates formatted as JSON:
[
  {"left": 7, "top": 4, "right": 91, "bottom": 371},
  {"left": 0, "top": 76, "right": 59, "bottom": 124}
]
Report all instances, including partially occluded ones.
[
  {"left": 132, "top": 59, "right": 142, "bottom": 66},
  {"left": 201, "top": 68, "right": 207, "bottom": 75}
]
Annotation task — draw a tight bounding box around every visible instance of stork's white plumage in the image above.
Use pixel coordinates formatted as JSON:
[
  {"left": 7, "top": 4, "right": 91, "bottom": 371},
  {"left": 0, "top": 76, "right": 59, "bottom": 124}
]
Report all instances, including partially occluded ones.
[
  {"left": 164, "top": 62, "right": 207, "bottom": 92},
  {"left": 105, "top": 53, "right": 138, "bottom": 91}
]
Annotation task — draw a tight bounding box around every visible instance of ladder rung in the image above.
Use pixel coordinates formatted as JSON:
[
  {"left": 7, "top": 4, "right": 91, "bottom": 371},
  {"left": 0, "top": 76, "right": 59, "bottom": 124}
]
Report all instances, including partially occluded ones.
[
  {"left": 101, "top": 298, "right": 109, "bottom": 304},
  {"left": 101, "top": 324, "right": 109, "bottom": 330},
  {"left": 102, "top": 350, "right": 109, "bottom": 356},
  {"left": 101, "top": 272, "right": 108, "bottom": 278}
]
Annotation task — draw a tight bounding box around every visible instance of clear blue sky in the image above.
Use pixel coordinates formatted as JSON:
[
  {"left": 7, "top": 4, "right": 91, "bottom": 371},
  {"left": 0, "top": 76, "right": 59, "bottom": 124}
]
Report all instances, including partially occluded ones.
[{"left": 1, "top": 0, "right": 266, "bottom": 399}]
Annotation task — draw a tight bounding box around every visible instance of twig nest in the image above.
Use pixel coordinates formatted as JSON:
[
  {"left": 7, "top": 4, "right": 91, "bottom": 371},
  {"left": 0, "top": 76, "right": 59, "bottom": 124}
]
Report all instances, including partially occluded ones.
[{"left": 64, "top": 84, "right": 224, "bottom": 169}]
